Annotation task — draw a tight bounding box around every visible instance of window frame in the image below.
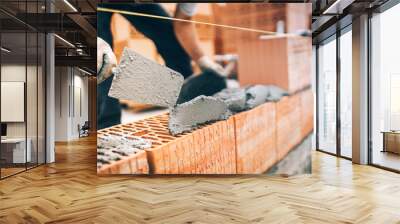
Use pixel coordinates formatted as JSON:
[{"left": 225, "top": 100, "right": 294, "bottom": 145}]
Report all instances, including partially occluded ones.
[{"left": 315, "top": 21, "right": 353, "bottom": 160}]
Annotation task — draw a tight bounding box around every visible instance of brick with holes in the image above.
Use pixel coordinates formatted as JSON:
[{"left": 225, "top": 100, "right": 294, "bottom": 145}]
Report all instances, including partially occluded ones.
[
  {"left": 97, "top": 133, "right": 151, "bottom": 174},
  {"left": 98, "top": 113, "right": 236, "bottom": 174}
]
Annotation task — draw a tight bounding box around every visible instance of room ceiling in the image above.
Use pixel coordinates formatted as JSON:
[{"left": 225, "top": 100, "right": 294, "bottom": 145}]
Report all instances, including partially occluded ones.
[
  {"left": 311, "top": 0, "right": 390, "bottom": 43},
  {"left": 0, "top": 0, "right": 96, "bottom": 73}
]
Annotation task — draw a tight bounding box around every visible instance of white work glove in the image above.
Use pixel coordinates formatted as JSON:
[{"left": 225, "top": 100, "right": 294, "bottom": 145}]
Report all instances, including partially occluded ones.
[
  {"left": 97, "top": 37, "right": 117, "bottom": 84},
  {"left": 197, "top": 56, "right": 226, "bottom": 77}
]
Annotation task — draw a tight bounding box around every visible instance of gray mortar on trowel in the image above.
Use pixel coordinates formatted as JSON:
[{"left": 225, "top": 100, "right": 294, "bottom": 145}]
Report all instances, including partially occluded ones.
[
  {"left": 168, "top": 95, "right": 229, "bottom": 135},
  {"left": 108, "top": 48, "right": 184, "bottom": 107}
]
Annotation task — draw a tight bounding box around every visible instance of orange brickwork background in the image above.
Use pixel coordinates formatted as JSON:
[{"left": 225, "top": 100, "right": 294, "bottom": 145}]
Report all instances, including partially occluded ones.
[
  {"left": 237, "top": 36, "right": 312, "bottom": 94},
  {"left": 212, "top": 3, "right": 311, "bottom": 55}
]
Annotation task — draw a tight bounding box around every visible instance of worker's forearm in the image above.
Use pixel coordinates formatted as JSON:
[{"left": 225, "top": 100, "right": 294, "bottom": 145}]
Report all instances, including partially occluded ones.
[{"left": 173, "top": 21, "right": 204, "bottom": 62}]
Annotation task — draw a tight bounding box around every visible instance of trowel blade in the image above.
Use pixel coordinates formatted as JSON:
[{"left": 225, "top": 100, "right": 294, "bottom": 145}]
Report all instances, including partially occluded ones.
[{"left": 108, "top": 48, "right": 184, "bottom": 108}]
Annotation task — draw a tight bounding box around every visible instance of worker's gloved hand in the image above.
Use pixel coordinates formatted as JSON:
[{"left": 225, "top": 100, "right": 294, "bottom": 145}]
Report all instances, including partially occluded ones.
[
  {"left": 197, "top": 56, "right": 226, "bottom": 77},
  {"left": 97, "top": 37, "right": 117, "bottom": 84}
]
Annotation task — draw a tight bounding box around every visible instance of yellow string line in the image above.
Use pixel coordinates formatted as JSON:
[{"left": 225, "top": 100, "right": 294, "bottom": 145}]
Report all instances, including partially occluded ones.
[{"left": 97, "top": 7, "right": 279, "bottom": 36}]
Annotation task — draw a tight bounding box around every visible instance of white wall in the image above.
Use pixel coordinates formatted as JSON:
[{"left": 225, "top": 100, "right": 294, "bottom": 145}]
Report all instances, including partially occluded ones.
[
  {"left": 55, "top": 66, "right": 69, "bottom": 141},
  {"left": 54, "top": 67, "right": 89, "bottom": 141},
  {"left": 1, "top": 65, "right": 32, "bottom": 138},
  {"left": 1, "top": 63, "right": 46, "bottom": 163},
  {"left": 1, "top": 65, "right": 26, "bottom": 138}
]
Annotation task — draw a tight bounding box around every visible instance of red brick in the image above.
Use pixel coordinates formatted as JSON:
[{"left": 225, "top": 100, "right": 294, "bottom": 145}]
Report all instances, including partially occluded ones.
[
  {"left": 97, "top": 150, "right": 149, "bottom": 175},
  {"left": 300, "top": 88, "right": 314, "bottom": 137},
  {"left": 116, "top": 114, "right": 238, "bottom": 174},
  {"left": 233, "top": 102, "right": 277, "bottom": 174},
  {"left": 275, "top": 94, "right": 303, "bottom": 161}
]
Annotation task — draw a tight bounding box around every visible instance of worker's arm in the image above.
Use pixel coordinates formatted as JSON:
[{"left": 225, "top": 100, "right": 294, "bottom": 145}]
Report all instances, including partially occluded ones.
[
  {"left": 173, "top": 6, "right": 225, "bottom": 76},
  {"left": 173, "top": 8, "right": 203, "bottom": 62}
]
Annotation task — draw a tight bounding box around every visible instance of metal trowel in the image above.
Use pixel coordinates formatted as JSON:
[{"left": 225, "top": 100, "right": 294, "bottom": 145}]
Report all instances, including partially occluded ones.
[{"left": 106, "top": 48, "right": 184, "bottom": 108}]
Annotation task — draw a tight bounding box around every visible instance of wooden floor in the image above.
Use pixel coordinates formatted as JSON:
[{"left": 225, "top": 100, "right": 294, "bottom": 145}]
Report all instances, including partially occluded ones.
[
  {"left": 1, "top": 167, "right": 26, "bottom": 178},
  {"left": 0, "top": 135, "right": 399, "bottom": 223}
]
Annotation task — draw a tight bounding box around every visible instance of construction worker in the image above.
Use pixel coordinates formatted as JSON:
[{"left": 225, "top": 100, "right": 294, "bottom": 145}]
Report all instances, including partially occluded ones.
[{"left": 97, "top": 3, "right": 224, "bottom": 129}]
